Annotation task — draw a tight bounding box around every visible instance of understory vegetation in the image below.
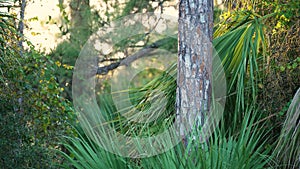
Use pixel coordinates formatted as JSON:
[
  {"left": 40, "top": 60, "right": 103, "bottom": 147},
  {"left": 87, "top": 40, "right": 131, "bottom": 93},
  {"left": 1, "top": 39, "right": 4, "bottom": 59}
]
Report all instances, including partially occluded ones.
[{"left": 0, "top": 0, "right": 299, "bottom": 168}]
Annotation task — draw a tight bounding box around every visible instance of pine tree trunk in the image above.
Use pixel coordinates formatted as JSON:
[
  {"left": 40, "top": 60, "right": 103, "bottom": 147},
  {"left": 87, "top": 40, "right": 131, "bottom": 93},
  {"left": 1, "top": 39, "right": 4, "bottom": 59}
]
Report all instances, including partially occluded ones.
[{"left": 176, "top": 0, "right": 213, "bottom": 144}]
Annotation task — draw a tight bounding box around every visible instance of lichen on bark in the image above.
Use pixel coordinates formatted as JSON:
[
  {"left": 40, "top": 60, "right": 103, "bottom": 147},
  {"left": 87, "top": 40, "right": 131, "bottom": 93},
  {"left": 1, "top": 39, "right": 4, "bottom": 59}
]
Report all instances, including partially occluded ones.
[{"left": 176, "top": 0, "right": 213, "bottom": 142}]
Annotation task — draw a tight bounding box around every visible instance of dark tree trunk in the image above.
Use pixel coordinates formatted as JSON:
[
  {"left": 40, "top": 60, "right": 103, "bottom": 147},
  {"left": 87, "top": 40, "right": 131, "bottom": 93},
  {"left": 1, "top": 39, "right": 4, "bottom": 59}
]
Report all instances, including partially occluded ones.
[{"left": 176, "top": 0, "right": 214, "bottom": 144}]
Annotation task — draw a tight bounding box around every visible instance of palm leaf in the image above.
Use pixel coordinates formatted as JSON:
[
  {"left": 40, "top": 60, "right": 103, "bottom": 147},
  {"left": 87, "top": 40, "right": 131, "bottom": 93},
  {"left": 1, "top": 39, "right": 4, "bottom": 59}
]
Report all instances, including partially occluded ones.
[{"left": 274, "top": 88, "right": 300, "bottom": 168}]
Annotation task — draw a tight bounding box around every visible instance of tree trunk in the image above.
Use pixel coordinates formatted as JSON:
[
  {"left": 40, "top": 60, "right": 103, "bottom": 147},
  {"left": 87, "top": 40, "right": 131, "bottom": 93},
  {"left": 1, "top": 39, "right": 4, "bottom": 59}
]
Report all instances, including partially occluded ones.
[
  {"left": 176, "top": 0, "right": 213, "bottom": 145},
  {"left": 18, "top": 0, "right": 26, "bottom": 53},
  {"left": 69, "top": 0, "right": 91, "bottom": 46}
]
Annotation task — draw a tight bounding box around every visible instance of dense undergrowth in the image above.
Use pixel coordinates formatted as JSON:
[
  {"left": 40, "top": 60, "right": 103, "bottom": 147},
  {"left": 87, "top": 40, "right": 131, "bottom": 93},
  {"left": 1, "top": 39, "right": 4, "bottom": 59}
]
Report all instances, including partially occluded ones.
[{"left": 0, "top": 0, "right": 299, "bottom": 168}]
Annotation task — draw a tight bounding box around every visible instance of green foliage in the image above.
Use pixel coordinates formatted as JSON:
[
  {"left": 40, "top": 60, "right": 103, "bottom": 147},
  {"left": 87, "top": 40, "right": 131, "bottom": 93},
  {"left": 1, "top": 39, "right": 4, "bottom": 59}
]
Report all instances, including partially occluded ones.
[
  {"left": 0, "top": 6, "right": 76, "bottom": 168},
  {"left": 58, "top": 12, "right": 276, "bottom": 164},
  {"left": 58, "top": 127, "right": 129, "bottom": 169},
  {"left": 277, "top": 56, "right": 300, "bottom": 72},
  {"left": 138, "top": 108, "right": 272, "bottom": 169},
  {"left": 256, "top": 2, "right": 300, "bottom": 149},
  {"left": 58, "top": 2, "right": 300, "bottom": 167},
  {"left": 0, "top": 48, "right": 76, "bottom": 168},
  {"left": 214, "top": 10, "right": 269, "bottom": 129},
  {"left": 1, "top": 0, "right": 298, "bottom": 168},
  {"left": 60, "top": 103, "right": 272, "bottom": 169},
  {"left": 52, "top": 0, "right": 121, "bottom": 100},
  {"left": 122, "top": 0, "right": 155, "bottom": 16},
  {"left": 102, "top": 65, "right": 176, "bottom": 137}
]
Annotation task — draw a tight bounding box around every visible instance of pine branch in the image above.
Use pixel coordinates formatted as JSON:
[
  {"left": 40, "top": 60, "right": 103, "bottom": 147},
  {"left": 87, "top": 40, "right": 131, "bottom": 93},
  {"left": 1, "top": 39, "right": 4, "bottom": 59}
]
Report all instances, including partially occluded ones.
[{"left": 96, "top": 37, "right": 173, "bottom": 75}]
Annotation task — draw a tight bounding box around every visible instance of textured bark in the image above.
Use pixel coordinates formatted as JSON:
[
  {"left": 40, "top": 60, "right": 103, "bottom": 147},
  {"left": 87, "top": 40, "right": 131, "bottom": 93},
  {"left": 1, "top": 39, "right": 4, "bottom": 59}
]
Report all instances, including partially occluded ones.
[{"left": 176, "top": 0, "right": 213, "bottom": 142}]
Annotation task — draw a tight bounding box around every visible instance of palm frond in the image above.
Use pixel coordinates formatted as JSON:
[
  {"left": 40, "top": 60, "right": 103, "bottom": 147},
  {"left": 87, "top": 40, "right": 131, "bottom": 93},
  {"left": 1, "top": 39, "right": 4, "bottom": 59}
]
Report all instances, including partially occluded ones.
[
  {"left": 214, "top": 11, "right": 267, "bottom": 122},
  {"left": 274, "top": 88, "right": 300, "bottom": 168}
]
